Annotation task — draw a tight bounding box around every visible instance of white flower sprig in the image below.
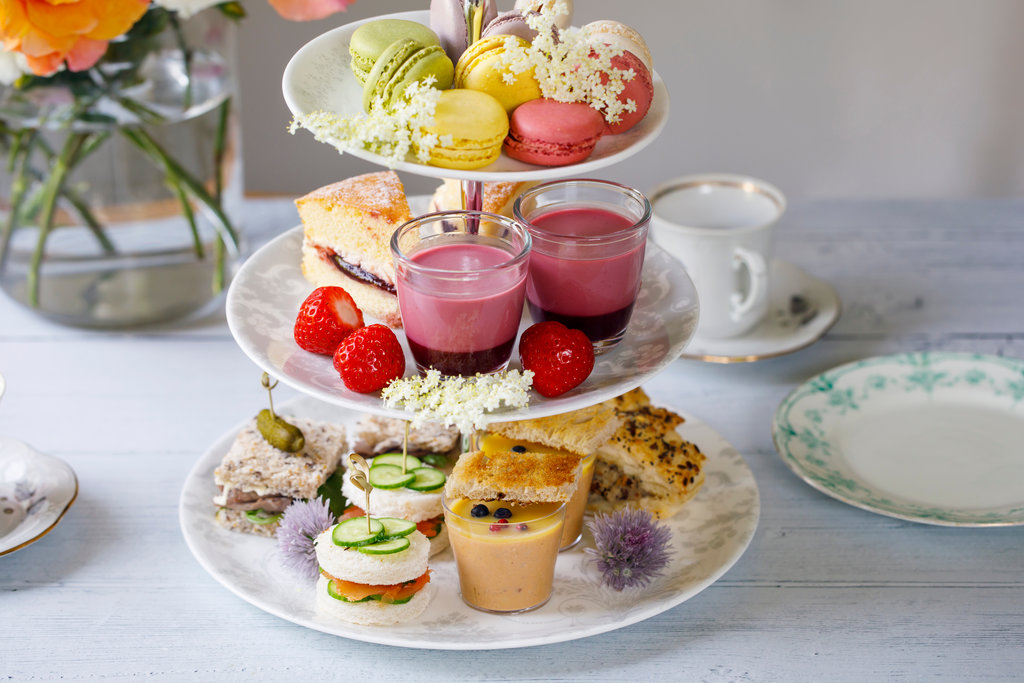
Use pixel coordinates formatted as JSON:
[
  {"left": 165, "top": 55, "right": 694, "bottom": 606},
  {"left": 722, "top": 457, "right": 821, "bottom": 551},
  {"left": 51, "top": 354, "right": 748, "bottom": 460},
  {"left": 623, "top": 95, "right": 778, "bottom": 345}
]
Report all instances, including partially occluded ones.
[
  {"left": 288, "top": 79, "right": 449, "bottom": 166},
  {"left": 382, "top": 369, "right": 535, "bottom": 434},
  {"left": 497, "top": 1, "right": 635, "bottom": 124}
]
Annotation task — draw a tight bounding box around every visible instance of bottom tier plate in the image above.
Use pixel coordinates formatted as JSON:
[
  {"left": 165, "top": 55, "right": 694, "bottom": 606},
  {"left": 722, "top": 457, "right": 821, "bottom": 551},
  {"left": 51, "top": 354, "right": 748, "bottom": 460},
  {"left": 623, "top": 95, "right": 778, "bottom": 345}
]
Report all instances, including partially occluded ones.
[{"left": 179, "top": 395, "right": 760, "bottom": 650}]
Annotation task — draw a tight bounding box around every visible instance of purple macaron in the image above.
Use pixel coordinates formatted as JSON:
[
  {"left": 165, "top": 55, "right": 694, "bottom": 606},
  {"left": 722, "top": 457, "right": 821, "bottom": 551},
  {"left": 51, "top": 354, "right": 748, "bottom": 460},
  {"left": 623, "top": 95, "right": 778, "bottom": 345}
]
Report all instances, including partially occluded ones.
[{"left": 430, "top": 0, "right": 498, "bottom": 64}]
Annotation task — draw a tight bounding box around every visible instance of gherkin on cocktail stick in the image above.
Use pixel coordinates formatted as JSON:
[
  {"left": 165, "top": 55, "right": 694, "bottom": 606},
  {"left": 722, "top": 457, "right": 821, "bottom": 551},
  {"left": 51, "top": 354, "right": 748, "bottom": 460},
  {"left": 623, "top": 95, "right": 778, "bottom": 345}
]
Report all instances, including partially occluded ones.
[{"left": 256, "top": 372, "right": 305, "bottom": 453}]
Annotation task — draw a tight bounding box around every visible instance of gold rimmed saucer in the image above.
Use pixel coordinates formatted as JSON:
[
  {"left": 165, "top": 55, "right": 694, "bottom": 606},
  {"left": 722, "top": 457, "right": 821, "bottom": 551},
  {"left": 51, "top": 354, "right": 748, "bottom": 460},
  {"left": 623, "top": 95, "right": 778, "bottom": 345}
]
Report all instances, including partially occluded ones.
[{"left": 679, "top": 261, "right": 840, "bottom": 363}]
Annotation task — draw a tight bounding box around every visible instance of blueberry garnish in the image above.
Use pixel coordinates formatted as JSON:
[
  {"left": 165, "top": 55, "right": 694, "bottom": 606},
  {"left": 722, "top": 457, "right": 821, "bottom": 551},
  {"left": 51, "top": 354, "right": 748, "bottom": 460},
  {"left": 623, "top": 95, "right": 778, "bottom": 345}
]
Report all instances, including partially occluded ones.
[
  {"left": 511, "top": 445, "right": 527, "bottom": 453},
  {"left": 493, "top": 507, "right": 512, "bottom": 519},
  {"left": 471, "top": 504, "right": 489, "bottom": 518}
]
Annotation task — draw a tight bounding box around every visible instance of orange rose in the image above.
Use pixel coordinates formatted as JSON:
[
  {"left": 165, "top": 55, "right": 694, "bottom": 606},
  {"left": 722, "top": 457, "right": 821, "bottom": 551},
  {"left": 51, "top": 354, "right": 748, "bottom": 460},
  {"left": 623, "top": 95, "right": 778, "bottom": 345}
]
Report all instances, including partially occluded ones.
[{"left": 0, "top": 0, "right": 149, "bottom": 76}]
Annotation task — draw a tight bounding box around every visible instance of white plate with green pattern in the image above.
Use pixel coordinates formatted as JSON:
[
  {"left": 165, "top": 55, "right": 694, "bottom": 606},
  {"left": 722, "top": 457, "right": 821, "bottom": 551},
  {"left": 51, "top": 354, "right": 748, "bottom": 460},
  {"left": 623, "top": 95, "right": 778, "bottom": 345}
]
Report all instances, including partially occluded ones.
[{"left": 772, "top": 352, "right": 1024, "bottom": 526}]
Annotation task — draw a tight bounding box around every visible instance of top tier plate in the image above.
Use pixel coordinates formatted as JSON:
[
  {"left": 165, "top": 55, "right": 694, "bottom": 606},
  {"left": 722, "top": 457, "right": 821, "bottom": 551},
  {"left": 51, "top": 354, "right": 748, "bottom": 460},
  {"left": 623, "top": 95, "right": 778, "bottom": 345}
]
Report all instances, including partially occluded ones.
[{"left": 282, "top": 10, "right": 669, "bottom": 182}]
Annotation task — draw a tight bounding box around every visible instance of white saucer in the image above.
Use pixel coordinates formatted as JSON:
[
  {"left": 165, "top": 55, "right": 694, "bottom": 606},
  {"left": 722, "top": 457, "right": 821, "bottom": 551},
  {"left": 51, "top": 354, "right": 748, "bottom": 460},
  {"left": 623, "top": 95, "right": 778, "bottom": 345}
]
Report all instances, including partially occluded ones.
[
  {"left": 680, "top": 260, "right": 840, "bottom": 363},
  {"left": 0, "top": 437, "right": 78, "bottom": 556}
]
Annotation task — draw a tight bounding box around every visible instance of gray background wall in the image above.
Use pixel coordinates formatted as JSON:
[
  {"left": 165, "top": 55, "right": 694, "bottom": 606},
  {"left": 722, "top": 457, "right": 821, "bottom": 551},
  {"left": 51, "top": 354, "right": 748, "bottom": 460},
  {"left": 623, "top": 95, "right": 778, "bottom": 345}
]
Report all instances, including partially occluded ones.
[{"left": 238, "top": 0, "right": 1024, "bottom": 202}]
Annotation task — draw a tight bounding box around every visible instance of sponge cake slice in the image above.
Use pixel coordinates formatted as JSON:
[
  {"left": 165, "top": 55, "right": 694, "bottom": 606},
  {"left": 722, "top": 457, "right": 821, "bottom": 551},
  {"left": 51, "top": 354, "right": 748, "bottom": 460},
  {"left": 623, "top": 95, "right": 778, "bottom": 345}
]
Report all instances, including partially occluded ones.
[{"left": 297, "top": 171, "right": 411, "bottom": 327}]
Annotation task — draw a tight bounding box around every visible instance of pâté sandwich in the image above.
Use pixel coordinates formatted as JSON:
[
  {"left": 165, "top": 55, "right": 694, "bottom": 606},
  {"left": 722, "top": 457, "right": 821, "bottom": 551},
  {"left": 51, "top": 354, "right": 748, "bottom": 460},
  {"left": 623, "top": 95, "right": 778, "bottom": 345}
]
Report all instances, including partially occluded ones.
[{"left": 213, "top": 416, "right": 346, "bottom": 536}]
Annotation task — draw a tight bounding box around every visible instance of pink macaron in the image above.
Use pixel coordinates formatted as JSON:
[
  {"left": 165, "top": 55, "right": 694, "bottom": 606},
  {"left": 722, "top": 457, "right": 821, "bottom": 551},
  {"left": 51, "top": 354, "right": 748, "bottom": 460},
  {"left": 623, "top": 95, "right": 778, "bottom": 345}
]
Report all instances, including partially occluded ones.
[
  {"left": 600, "top": 51, "right": 654, "bottom": 135},
  {"left": 503, "top": 99, "right": 605, "bottom": 167}
]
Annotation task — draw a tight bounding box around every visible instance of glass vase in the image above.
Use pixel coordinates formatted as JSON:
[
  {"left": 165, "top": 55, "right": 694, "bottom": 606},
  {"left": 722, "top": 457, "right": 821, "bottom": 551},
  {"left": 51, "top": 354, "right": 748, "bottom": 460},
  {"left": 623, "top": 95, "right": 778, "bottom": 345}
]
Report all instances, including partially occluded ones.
[{"left": 0, "top": 8, "right": 243, "bottom": 328}]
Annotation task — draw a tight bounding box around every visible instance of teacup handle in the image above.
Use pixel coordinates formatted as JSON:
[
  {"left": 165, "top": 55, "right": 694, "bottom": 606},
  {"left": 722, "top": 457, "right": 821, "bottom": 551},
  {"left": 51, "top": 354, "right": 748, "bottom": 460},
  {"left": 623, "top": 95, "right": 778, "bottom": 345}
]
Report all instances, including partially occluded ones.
[{"left": 729, "top": 247, "right": 768, "bottom": 323}]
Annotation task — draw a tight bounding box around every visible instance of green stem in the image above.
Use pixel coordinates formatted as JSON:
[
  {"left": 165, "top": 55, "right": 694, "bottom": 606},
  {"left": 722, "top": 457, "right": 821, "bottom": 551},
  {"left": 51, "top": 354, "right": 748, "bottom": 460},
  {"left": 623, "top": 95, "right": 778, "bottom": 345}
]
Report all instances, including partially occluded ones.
[
  {"left": 119, "top": 126, "right": 239, "bottom": 253},
  {"left": 168, "top": 178, "right": 203, "bottom": 259},
  {"left": 0, "top": 130, "right": 38, "bottom": 267},
  {"left": 167, "top": 12, "right": 194, "bottom": 111},
  {"left": 27, "top": 132, "right": 90, "bottom": 307},
  {"left": 211, "top": 98, "right": 232, "bottom": 292}
]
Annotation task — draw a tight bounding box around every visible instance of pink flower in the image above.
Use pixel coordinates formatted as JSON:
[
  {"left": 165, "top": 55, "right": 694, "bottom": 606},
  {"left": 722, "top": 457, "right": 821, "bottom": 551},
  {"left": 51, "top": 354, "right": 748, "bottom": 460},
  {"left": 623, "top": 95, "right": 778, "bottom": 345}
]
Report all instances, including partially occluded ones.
[{"left": 268, "top": 0, "right": 354, "bottom": 21}]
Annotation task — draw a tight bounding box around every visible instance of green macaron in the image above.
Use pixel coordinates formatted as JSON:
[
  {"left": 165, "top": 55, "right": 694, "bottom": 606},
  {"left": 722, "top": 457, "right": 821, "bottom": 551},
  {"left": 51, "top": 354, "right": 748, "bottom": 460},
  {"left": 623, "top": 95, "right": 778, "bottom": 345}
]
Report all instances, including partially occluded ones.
[
  {"left": 362, "top": 39, "right": 454, "bottom": 112},
  {"left": 349, "top": 19, "right": 442, "bottom": 85}
]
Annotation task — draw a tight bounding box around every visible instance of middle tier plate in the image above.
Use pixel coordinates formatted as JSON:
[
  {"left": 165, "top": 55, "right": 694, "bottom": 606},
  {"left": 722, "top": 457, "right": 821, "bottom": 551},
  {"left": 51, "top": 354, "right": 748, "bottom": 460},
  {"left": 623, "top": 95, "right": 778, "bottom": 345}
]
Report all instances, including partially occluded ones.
[{"left": 226, "top": 223, "right": 698, "bottom": 422}]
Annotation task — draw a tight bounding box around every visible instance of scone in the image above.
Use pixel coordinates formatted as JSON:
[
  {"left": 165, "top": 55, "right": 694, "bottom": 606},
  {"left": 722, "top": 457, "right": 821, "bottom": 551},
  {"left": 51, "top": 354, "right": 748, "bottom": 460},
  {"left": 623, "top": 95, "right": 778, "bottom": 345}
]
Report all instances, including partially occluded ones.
[
  {"left": 297, "top": 171, "right": 412, "bottom": 327},
  {"left": 588, "top": 388, "right": 706, "bottom": 519}
]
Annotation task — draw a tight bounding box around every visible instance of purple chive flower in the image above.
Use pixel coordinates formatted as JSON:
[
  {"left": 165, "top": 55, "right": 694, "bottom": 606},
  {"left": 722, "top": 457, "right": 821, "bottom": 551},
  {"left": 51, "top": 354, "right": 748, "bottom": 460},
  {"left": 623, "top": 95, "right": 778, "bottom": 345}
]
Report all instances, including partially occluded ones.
[
  {"left": 585, "top": 507, "right": 673, "bottom": 591},
  {"left": 275, "top": 497, "right": 336, "bottom": 579}
]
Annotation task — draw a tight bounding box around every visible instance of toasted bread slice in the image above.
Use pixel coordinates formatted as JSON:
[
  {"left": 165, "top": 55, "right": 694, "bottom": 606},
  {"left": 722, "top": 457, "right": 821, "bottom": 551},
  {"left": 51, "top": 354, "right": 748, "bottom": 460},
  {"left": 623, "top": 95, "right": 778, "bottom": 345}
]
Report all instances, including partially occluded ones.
[
  {"left": 445, "top": 449, "right": 580, "bottom": 503},
  {"left": 488, "top": 403, "right": 620, "bottom": 456}
]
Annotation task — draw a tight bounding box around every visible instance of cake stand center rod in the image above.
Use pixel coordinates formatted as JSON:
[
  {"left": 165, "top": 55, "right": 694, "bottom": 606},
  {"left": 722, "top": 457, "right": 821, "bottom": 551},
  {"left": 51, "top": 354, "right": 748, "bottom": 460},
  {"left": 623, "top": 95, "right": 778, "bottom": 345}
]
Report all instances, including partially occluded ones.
[{"left": 461, "top": 178, "right": 484, "bottom": 233}]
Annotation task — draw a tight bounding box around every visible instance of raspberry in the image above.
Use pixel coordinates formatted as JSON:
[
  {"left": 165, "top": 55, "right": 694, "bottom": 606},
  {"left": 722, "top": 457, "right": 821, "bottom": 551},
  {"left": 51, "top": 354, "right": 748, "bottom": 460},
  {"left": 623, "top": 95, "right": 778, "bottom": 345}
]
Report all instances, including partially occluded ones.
[
  {"left": 332, "top": 324, "right": 405, "bottom": 393},
  {"left": 518, "top": 321, "right": 595, "bottom": 398}
]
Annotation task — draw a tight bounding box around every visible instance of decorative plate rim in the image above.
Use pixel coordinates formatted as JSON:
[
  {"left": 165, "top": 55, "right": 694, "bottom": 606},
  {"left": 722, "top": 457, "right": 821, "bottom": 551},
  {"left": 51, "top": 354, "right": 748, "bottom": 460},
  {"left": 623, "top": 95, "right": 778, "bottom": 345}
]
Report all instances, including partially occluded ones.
[{"left": 771, "top": 351, "right": 1024, "bottom": 526}]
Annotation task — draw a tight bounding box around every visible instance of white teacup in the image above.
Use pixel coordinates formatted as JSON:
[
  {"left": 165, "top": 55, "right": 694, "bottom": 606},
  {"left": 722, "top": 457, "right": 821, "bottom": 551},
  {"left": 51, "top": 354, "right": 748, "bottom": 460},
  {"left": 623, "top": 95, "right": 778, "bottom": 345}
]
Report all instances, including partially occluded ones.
[{"left": 650, "top": 174, "right": 786, "bottom": 339}]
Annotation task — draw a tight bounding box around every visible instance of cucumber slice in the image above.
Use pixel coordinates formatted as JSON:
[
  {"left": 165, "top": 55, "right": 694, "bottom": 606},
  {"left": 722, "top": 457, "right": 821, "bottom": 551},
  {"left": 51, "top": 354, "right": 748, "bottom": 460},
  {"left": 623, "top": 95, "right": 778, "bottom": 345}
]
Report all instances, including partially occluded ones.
[
  {"left": 245, "top": 510, "right": 282, "bottom": 525},
  {"left": 377, "top": 517, "right": 417, "bottom": 539},
  {"left": 406, "top": 467, "right": 446, "bottom": 492},
  {"left": 368, "top": 464, "right": 416, "bottom": 489},
  {"left": 370, "top": 453, "right": 423, "bottom": 470},
  {"left": 357, "top": 536, "right": 411, "bottom": 555},
  {"left": 325, "top": 580, "right": 375, "bottom": 603},
  {"left": 332, "top": 516, "right": 385, "bottom": 547},
  {"left": 379, "top": 593, "right": 415, "bottom": 605},
  {"left": 421, "top": 454, "right": 449, "bottom": 468}
]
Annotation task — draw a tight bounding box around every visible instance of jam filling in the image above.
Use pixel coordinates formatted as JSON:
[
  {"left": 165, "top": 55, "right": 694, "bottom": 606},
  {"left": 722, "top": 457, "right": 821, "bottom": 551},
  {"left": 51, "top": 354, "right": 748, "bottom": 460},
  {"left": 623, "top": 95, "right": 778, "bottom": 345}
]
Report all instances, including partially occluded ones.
[{"left": 315, "top": 245, "right": 396, "bottom": 294}]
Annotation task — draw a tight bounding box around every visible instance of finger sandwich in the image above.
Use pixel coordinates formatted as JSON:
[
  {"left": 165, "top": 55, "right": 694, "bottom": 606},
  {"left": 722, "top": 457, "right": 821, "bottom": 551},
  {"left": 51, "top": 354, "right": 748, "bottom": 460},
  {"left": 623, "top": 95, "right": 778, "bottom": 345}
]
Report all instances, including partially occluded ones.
[
  {"left": 297, "top": 171, "right": 412, "bottom": 327},
  {"left": 341, "top": 459, "right": 450, "bottom": 557},
  {"left": 213, "top": 417, "right": 346, "bottom": 537},
  {"left": 314, "top": 518, "right": 434, "bottom": 625},
  {"left": 486, "top": 404, "right": 621, "bottom": 548}
]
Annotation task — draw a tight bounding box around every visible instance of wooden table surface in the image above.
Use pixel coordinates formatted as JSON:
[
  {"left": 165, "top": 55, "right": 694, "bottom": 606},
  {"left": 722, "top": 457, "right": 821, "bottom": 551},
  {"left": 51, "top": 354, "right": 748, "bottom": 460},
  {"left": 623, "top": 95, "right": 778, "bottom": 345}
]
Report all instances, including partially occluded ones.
[{"left": 2, "top": 197, "right": 1022, "bottom": 681}]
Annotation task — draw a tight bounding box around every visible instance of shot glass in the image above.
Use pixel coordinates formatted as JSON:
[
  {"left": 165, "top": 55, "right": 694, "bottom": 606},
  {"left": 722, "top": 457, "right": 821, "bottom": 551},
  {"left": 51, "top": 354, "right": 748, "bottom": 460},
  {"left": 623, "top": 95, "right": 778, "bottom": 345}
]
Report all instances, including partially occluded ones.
[
  {"left": 391, "top": 211, "right": 531, "bottom": 376},
  {"left": 513, "top": 179, "right": 651, "bottom": 352},
  {"left": 559, "top": 451, "right": 596, "bottom": 551},
  {"left": 443, "top": 494, "right": 567, "bottom": 614}
]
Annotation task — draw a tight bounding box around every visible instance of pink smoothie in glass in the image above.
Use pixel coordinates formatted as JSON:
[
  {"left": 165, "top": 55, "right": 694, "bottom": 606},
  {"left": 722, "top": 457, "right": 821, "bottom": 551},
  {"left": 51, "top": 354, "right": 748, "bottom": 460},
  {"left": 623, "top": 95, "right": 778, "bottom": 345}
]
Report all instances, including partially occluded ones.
[
  {"left": 397, "top": 242, "right": 527, "bottom": 376},
  {"left": 526, "top": 207, "right": 646, "bottom": 342}
]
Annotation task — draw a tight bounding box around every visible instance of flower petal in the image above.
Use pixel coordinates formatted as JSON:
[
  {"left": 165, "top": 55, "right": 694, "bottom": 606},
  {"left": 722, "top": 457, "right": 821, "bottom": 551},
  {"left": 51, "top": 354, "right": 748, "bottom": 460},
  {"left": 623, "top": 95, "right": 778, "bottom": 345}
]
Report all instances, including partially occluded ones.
[
  {"left": 65, "top": 36, "right": 107, "bottom": 71},
  {"left": 268, "top": 0, "right": 352, "bottom": 22}
]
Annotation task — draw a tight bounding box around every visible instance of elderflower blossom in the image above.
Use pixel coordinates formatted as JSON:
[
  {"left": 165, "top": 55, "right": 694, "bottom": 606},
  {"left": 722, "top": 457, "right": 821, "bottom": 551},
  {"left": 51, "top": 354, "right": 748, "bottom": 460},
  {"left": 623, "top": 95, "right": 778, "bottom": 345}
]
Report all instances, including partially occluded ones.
[
  {"left": 497, "top": 1, "right": 636, "bottom": 124},
  {"left": 381, "top": 369, "right": 534, "bottom": 433},
  {"left": 288, "top": 79, "right": 447, "bottom": 165}
]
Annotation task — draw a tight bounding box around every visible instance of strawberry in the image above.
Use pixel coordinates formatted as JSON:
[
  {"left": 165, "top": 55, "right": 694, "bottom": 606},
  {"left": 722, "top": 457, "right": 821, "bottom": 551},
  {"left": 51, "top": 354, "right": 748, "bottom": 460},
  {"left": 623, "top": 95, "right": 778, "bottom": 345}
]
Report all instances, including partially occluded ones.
[
  {"left": 333, "top": 324, "right": 406, "bottom": 393},
  {"left": 294, "top": 286, "right": 364, "bottom": 355},
  {"left": 518, "top": 321, "right": 595, "bottom": 398}
]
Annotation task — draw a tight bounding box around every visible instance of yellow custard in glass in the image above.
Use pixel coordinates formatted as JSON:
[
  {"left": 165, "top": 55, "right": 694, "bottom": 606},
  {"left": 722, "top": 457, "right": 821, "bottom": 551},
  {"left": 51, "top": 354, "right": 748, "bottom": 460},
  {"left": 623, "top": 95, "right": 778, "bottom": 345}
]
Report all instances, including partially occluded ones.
[
  {"left": 443, "top": 496, "right": 566, "bottom": 613},
  {"left": 480, "top": 433, "right": 595, "bottom": 550}
]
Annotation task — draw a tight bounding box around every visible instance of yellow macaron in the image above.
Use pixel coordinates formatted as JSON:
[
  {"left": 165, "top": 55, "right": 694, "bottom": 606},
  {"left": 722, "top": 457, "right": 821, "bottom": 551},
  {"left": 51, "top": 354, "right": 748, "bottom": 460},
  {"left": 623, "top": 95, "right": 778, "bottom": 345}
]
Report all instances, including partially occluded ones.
[
  {"left": 454, "top": 35, "right": 541, "bottom": 115},
  {"left": 419, "top": 89, "right": 508, "bottom": 170}
]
